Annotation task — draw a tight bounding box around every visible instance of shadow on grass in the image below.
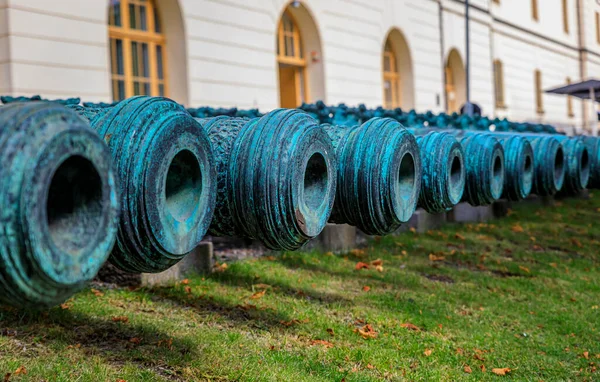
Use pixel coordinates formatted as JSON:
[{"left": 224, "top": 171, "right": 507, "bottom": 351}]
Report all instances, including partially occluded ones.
[{"left": 0, "top": 307, "right": 195, "bottom": 380}]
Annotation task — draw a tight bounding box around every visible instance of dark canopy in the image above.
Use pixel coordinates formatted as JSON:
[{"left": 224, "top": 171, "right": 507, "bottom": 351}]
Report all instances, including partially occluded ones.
[{"left": 545, "top": 79, "right": 600, "bottom": 100}]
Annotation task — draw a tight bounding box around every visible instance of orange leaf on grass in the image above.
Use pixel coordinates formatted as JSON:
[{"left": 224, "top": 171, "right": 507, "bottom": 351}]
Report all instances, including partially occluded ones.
[
  {"left": 310, "top": 339, "right": 334, "bottom": 348},
  {"left": 400, "top": 323, "right": 421, "bottom": 331},
  {"left": 181, "top": 279, "right": 189, "bottom": 285},
  {"left": 250, "top": 290, "right": 266, "bottom": 299},
  {"left": 519, "top": 266, "right": 530, "bottom": 273},
  {"left": 491, "top": 367, "right": 511, "bottom": 376},
  {"left": 356, "top": 324, "right": 378, "bottom": 339},
  {"left": 511, "top": 224, "right": 524, "bottom": 233},
  {"left": 13, "top": 367, "right": 26, "bottom": 376},
  {"left": 583, "top": 351, "right": 589, "bottom": 359},
  {"left": 371, "top": 259, "right": 383, "bottom": 266},
  {"left": 355, "top": 262, "right": 370, "bottom": 270},
  {"left": 424, "top": 349, "right": 432, "bottom": 356},
  {"left": 90, "top": 288, "right": 104, "bottom": 297},
  {"left": 429, "top": 254, "right": 445, "bottom": 262},
  {"left": 362, "top": 286, "right": 371, "bottom": 292},
  {"left": 184, "top": 286, "right": 192, "bottom": 294},
  {"left": 112, "top": 316, "right": 129, "bottom": 323},
  {"left": 455, "top": 233, "right": 465, "bottom": 240},
  {"left": 464, "top": 365, "right": 472, "bottom": 374}
]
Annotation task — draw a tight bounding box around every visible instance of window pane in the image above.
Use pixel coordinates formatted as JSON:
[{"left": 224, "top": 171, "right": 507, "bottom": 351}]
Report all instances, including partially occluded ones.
[
  {"left": 116, "top": 39, "right": 124, "bottom": 75},
  {"left": 142, "top": 43, "right": 149, "bottom": 78},
  {"left": 159, "top": 84, "right": 165, "bottom": 96},
  {"left": 110, "top": 1, "right": 122, "bottom": 27},
  {"left": 118, "top": 80, "right": 125, "bottom": 100},
  {"left": 134, "top": 81, "right": 141, "bottom": 95},
  {"left": 154, "top": 5, "right": 161, "bottom": 32},
  {"left": 140, "top": 5, "right": 147, "bottom": 31},
  {"left": 144, "top": 82, "right": 150, "bottom": 96},
  {"left": 156, "top": 45, "right": 164, "bottom": 79},
  {"left": 384, "top": 55, "right": 391, "bottom": 72},
  {"left": 131, "top": 41, "right": 139, "bottom": 76},
  {"left": 129, "top": 3, "right": 137, "bottom": 29}
]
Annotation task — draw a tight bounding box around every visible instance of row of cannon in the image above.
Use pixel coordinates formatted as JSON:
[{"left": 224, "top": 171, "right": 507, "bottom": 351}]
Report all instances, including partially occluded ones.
[{"left": 0, "top": 96, "right": 595, "bottom": 309}]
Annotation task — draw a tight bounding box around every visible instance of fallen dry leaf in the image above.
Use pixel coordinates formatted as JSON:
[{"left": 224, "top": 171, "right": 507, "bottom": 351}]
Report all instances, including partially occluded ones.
[
  {"left": 327, "top": 328, "right": 335, "bottom": 336},
  {"left": 455, "top": 233, "right": 465, "bottom": 240},
  {"left": 571, "top": 238, "right": 583, "bottom": 248},
  {"left": 355, "top": 324, "right": 378, "bottom": 339},
  {"left": 519, "top": 266, "right": 530, "bottom": 273},
  {"left": 464, "top": 365, "right": 472, "bottom": 374},
  {"left": 60, "top": 303, "right": 70, "bottom": 310},
  {"left": 350, "top": 248, "right": 366, "bottom": 257},
  {"left": 424, "top": 349, "right": 432, "bottom": 356},
  {"left": 181, "top": 279, "right": 189, "bottom": 285},
  {"left": 371, "top": 259, "right": 383, "bottom": 266},
  {"left": 13, "top": 367, "right": 26, "bottom": 376},
  {"left": 184, "top": 286, "right": 192, "bottom": 294},
  {"left": 409, "top": 227, "right": 417, "bottom": 233},
  {"left": 112, "top": 316, "right": 129, "bottom": 323},
  {"left": 511, "top": 224, "right": 524, "bottom": 233},
  {"left": 130, "top": 337, "right": 142, "bottom": 345},
  {"left": 583, "top": 351, "right": 589, "bottom": 359},
  {"left": 355, "top": 262, "right": 370, "bottom": 270},
  {"left": 214, "top": 262, "right": 228, "bottom": 272},
  {"left": 429, "top": 254, "right": 445, "bottom": 262},
  {"left": 366, "top": 363, "right": 375, "bottom": 369},
  {"left": 375, "top": 265, "right": 384, "bottom": 272},
  {"left": 400, "top": 323, "right": 421, "bottom": 331},
  {"left": 480, "top": 364, "right": 486, "bottom": 372},
  {"left": 491, "top": 367, "right": 511, "bottom": 376},
  {"left": 250, "top": 290, "right": 266, "bottom": 299},
  {"left": 362, "top": 286, "right": 371, "bottom": 292},
  {"left": 90, "top": 288, "right": 104, "bottom": 297},
  {"left": 310, "top": 339, "right": 334, "bottom": 348}
]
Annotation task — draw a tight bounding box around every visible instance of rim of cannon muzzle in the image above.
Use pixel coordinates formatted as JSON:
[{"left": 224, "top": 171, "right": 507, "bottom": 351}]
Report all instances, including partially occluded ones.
[
  {"left": 556, "top": 137, "right": 590, "bottom": 196},
  {"left": 458, "top": 134, "right": 505, "bottom": 206},
  {"left": 200, "top": 109, "right": 336, "bottom": 250},
  {"left": 324, "top": 118, "right": 421, "bottom": 235},
  {"left": 496, "top": 135, "right": 534, "bottom": 201},
  {"left": 523, "top": 136, "right": 565, "bottom": 196},
  {"left": 72, "top": 96, "right": 217, "bottom": 273},
  {"left": 583, "top": 136, "right": 600, "bottom": 189},
  {"left": 0, "top": 102, "right": 119, "bottom": 308},
  {"left": 415, "top": 131, "right": 465, "bottom": 213}
]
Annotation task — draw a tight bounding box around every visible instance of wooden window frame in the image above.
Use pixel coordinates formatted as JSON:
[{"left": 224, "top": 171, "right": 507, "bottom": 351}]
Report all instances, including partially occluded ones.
[
  {"left": 383, "top": 41, "right": 400, "bottom": 109},
  {"left": 535, "top": 70, "right": 544, "bottom": 115},
  {"left": 596, "top": 12, "right": 600, "bottom": 44},
  {"left": 493, "top": 59, "right": 506, "bottom": 109},
  {"left": 108, "top": 0, "right": 168, "bottom": 101},
  {"left": 562, "top": 0, "right": 569, "bottom": 34},
  {"left": 566, "top": 77, "right": 575, "bottom": 118},
  {"left": 277, "top": 10, "right": 309, "bottom": 106},
  {"left": 532, "top": 0, "right": 539, "bottom": 21}
]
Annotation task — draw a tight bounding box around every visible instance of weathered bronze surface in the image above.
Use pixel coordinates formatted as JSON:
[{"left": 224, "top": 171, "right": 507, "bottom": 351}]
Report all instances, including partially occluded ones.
[
  {"left": 198, "top": 109, "right": 336, "bottom": 250},
  {"left": 324, "top": 118, "right": 421, "bottom": 235},
  {"left": 413, "top": 131, "right": 465, "bottom": 213},
  {"left": 449, "top": 132, "right": 505, "bottom": 206},
  {"left": 0, "top": 102, "right": 119, "bottom": 308},
  {"left": 553, "top": 136, "right": 590, "bottom": 196},
  {"left": 71, "top": 96, "right": 217, "bottom": 273},
  {"left": 583, "top": 137, "right": 600, "bottom": 189}
]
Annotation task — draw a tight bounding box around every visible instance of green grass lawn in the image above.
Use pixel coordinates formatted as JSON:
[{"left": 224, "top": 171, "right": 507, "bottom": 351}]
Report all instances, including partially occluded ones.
[{"left": 1, "top": 195, "right": 600, "bottom": 381}]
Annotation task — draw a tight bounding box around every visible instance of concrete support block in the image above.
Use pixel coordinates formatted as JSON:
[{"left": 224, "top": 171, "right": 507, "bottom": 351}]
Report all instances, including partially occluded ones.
[
  {"left": 308, "top": 224, "right": 356, "bottom": 252},
  {"left": 492, "top": 200, "right": 510, "bottom": 218},
  {"left": 397, "top": 209, "right": 447, "bottom": 233},
  {"left": 447, "top": 203, "right": 495, "bottom": 223},
  {"left": 141, "top": 242, "right": 214, "bottom": 287}
]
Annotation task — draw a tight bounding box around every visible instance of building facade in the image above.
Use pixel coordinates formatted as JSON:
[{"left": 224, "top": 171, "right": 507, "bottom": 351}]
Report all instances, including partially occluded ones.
[{"left": 1, "top": 0, "right": 599, "bottom": 133}]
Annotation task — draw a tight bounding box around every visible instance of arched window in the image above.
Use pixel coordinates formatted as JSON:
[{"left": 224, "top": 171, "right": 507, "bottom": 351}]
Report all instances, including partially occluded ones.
[
  {"left": 108, "top": 0, "right": 167, "bottom": 101},
  {"left": 383, "top": 40, "right": 400, "bottom": 109},
  {"left": 493, "top": 59, "right": 505, "bottom": 108},
  {"left": 277, "top": 10, "right": 307, "bottom": 108}
]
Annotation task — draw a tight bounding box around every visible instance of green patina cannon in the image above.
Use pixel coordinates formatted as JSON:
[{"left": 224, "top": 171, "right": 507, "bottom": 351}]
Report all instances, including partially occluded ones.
[
  {"left": 0, "top": 102, "right": 120, "bottom": 308},
  {"left": 198, "top": 109, "right": 337, "bottom": 250},
  {"left": 583, "top": 136, "right": 600, "bottom": 189},
  {"left": 412, "top": 130, "right": 505, "bottom": 206},
  {"left": 71, "top": 96, "right": 217, "bottom": 273},
  {"left": 553, "top": 136, "right": 589, "bottom": 196},
  {"left": 412, "top": 131, "right": 466, "bottom": 213},
  {"left": 323, "top": 118, "right": 421, "bottom": 235}
]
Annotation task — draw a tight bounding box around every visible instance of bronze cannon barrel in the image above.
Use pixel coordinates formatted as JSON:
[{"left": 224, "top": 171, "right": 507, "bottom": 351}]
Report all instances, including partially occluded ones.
[
  {"left": 198, "top": 109, "right": 337, "bottom": 250},
  {"left": 71, "top": 96, "right": 217, "bottom": 273},
  {"left": 323, "top": 118, "right": 421, "bottom": 235},
  {"left": 0, "top": 102, "right": 119, "bottom": 308}
]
